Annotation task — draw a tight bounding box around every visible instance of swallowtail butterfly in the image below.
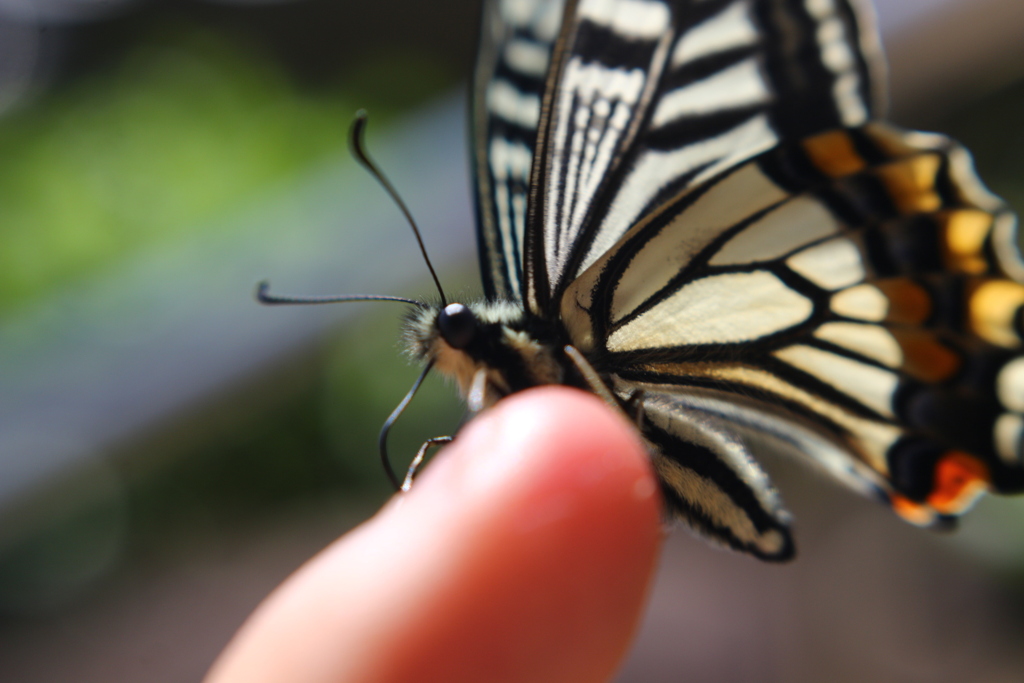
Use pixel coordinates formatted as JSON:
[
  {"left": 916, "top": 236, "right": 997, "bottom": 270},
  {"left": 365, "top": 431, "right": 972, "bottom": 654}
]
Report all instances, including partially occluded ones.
[{"left": 264, "top": 0, "right": 1024, "bottom": 561}]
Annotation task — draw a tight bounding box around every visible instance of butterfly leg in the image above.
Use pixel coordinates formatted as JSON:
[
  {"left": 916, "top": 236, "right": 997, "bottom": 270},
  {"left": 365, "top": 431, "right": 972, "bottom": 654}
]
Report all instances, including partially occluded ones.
[
  {"left": 401, "top": 436, "right": 454, "bottom": 492},
  {"left": 623, "top": 389, "right": 646, "bottom": 429},
  {"left": 563, "top": 345, "right": 624, "bottom": 411},
  {"left": 468, "top": 368, "right": 488, "bottom": 413}
]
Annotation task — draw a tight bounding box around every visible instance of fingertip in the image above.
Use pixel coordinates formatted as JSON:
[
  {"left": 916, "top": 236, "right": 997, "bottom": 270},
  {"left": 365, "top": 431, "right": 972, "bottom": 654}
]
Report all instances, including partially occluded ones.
[
  {"left": 449, "top": 386, "right": 657, "bottom": 501},
  {"left": 208, "top": 387, "right": 663, "bottom": 683},
  {"left": 386, "top": 387, "right": 662, "bottom": 681}
]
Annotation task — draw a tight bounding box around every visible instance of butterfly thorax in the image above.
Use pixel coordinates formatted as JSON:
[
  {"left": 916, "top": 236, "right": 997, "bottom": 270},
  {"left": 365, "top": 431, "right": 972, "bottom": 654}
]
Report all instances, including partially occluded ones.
[{"left": 403, "top": 300, "right": 573, "bottom": 409}]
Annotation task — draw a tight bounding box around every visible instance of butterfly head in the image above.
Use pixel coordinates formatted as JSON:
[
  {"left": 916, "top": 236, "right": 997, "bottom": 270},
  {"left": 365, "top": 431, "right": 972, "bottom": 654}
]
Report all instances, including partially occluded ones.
[
  {"left": 437, "top": 302, "right": 479, "bottom": 350},
  {"left": 403, "top": 299, "right": 560, "bottom": 408}
]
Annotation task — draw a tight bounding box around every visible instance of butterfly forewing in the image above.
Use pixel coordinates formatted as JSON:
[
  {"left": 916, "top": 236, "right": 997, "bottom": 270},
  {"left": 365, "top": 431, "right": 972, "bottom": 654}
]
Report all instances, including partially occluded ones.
[
  {"left": 476, "top": 0, "right": 886, "bottom": 314},
  {"left": 473, "top": 0, "right": 567, "bottom": 301},
  {"left": 571, "top": 0, "right": 885, "bottom": 290}
]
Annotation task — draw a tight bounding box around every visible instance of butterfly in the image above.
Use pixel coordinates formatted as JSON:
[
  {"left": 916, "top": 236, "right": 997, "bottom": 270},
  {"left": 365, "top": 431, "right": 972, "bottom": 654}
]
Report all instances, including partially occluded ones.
[{"left": 263, "top": 0, "right": 1024, "bottom": 561}]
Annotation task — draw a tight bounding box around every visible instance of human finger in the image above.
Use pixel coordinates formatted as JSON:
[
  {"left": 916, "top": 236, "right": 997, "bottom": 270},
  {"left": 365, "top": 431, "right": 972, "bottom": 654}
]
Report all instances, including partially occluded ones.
[{"left": 206, "top": 386, "right": 662, "bottom": 683}]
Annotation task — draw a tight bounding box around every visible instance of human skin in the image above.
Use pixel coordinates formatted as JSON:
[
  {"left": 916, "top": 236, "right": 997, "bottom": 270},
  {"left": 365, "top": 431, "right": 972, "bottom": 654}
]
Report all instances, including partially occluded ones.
[{"left": 205, "top": 387, "right": 663, "bottom": 683}]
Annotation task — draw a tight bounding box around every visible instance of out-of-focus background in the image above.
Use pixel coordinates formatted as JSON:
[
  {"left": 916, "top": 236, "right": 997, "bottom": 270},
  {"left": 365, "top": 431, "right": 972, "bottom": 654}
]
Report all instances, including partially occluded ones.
[{"left": 0, "top": 0, "right": 1022, "bottom": 681}]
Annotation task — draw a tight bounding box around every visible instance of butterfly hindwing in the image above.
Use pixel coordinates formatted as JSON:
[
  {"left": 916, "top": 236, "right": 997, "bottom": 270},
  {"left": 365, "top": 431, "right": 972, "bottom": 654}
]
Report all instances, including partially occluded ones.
[
  {"left": 565, "top": 122, "right": 1024, "bottom": 530},
  {"left": 630, "top": 384, "right": 798, "bottom": 560}
]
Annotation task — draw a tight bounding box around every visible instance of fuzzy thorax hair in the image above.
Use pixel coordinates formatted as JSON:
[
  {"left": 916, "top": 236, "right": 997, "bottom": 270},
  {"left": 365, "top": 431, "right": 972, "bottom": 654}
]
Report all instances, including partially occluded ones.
[{"left": 401, "top": 300, "right": 563, "bottom": 405}]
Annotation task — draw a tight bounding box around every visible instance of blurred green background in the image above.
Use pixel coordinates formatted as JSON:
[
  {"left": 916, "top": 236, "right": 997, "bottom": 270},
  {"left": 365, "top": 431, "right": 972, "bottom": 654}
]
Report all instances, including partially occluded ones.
[{"left": 0, "top": 1, "right": 1023, "bottom": 681}]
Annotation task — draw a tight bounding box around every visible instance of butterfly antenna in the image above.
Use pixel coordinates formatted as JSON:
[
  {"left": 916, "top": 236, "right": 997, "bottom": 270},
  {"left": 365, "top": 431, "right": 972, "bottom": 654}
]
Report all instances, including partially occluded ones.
[
  {"left": 379, "top": 360, "right": 435, "bottom": 491},
  {"left": 350, "top": 110, "right": 447, "bottom": 307},
  {"left": 256, "top": 281, "right": 426, "bottom": 307}
]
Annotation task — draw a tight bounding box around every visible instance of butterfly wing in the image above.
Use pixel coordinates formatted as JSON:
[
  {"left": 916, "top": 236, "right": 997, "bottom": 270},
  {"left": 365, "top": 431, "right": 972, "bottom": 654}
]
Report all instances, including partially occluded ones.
[
  {"left": 633, "top": 384, "right": 798, "bottom": 559},
  {"left": 521, "top": 0, "right": 886, "bottom": 315},
  {"left": 474, "top": 0, "right": 885, "bottom": 307},
  {"left": 474, "top": 0, "right": 1022, "bottom": 557},
  {"left": 564, "top": 123, "right": 1024, "bottom": 536},
  {"left": 473, "top": 0, "right": 566, "bottom": 301}
]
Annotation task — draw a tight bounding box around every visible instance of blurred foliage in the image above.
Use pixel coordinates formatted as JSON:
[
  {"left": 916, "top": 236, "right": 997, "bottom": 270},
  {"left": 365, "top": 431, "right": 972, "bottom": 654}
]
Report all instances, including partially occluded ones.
[
  {"left": 0, "top": 18, "right": 459, "bottom": 612},
  {"left": 0, "top": 461, "right": 127, "bottom": 614},
  {"left": 0, "top": 25, "right": 452, "bottom": 315},
  {"left": 0, "top": 298, "right": 471, "bottom": 614},
  {"left": 119, "top": 299, "right": 469, "bottom": 553}
]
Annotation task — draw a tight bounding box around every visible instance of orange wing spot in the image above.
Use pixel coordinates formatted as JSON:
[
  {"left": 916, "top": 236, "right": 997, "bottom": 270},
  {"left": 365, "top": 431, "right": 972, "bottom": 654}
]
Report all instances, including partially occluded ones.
[
  {"left": 874, "top": 278, "right": 932, "bottom": 324},
  {"left": 926, "top": 451, "right": 991, "bottom": 514},
  {"left": 940, "top": 209, "right": 994, "bottom": 275},
  {"left": 801, "top": 130, "right": 866, "bottom": 178},
  {"left": 891, "top": 329, "right": 961, "bottom": 382},
  {"left": 890, "top": 494, "right": 936, "bottom": 526},
  {"left": 967, "top": 278, "right": 1024, "bottom": 348},
  {"left": 875, "top": 154, "right": 943, "bottom": 214}
]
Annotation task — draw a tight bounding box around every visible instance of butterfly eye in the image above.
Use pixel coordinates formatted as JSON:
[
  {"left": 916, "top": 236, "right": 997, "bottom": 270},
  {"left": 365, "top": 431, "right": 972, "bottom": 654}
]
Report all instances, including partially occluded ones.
[{"left": 438, "top": 303, "right": 478, "bottom": 349}]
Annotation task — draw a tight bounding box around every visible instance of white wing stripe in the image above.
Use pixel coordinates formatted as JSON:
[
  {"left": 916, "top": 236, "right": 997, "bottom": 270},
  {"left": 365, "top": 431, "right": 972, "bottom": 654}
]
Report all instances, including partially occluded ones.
[
  {"left": 786, "top": 237, "right": 865, "bottom": 291},
  {"left": 503, "top": 38, "right": 551, "bottom": 77},
  {"left": 830, "top": 284, "right": 889, "bottom": 322},
  {"left": 710, "top": 195, "right": 840, "bottom": 266},
  {"left": 631, "top": 383, "right": 888, "bottom": 498},
  {"left": 993, "top": 213, "right": 1024, "bottom": 282},
  {"left": 488, "top": 135, "right": 532, "bottom": 182},
  {"left": 578, "top": 0, "right": 671, "bottom": 39},
  {"left": 685, "top": 115, "right": 779, "bottom": 187},
  {"left": 500, "top": 0, "right": 564, "bottom": 40},
  {"left": 814, "top": 322, "right": 903, "bottom": 368},
  {"left": 487, "top": 79, "right": 541, "bottom": 128},
  {"left": 492, "top": 182, "right": 519, "bottom": 296},
  {"left": 546, "top": 58, "right": 646, "bottom": 283},
  {"left": 608, "top": 271, "right": 812, "bottom": 350},
  {"left": 804, "top": 0, "right": 868, "bottom": 126},
  {"left": 997, "top": 357, "right": 1024, "bottom": 413},
  {"left": 488, "top": 136, "right": 532, "bottom": 299},
  {"left": 670, "top": 0, "right": 759, "bottom": 68},
  {"left": 775, "top": 344, "right": 898, "bottom": 418},
  {"left": 651, "top": 57, "right": 771, "bottom": 127},
  {"left": 580, "top": 114, "right": 778, "bottom": 276},
  {"left": 609, "top": 159, "right": 788, "bottom": 319},
  {"left": 578, "top": 101, "right": 632, "bottom": 229},
  {"left": 994, "top": 413, "right": 1024, "bottom": 466},
  {"left": 704, "top": 365, "right": 900, "bottom": 473}
]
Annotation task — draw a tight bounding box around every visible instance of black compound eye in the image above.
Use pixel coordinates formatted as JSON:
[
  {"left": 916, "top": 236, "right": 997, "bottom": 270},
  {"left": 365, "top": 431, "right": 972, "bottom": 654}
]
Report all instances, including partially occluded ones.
[{"left": 438, "top": 303, "right": 478, "bottom": 349}]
